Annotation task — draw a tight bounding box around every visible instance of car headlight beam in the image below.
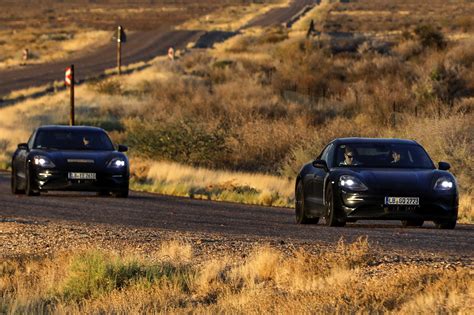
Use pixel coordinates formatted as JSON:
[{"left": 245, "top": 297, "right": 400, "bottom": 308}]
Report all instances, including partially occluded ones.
[
  {"left": 108, "top": 157, "right": 126, "bottom": 168},
  {"left": 434, "top": 177, "right": 454, "bottom": 191},
  {"left": 33, "top": 155, "right": 55, "bottom": 168},
  {"left": 339, "top": 175, "right": 368, "bottom": 191}
]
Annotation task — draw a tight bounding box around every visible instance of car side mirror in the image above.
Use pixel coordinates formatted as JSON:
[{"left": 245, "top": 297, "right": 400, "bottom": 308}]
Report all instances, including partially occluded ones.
[
  {"left": 438, "top": 161, "right": 450, "bottom": 171},
  {"left": 17, "top": 143, "right": 28, "bottom": 151},
  {"left": 312, "top": 159, "right": 329, "bottom": 172},
  {"left": 117, "top": 144, "right": 128, "bottom": 152}
]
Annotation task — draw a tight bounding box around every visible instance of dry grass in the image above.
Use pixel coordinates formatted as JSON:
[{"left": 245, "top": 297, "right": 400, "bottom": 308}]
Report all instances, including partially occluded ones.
[
  {"left": 0, "top": 29, "right": 110, "bottom": 70},
  {"left": 1, "top": 239, "right": 472, "bottom": 313},
  {"left": 324, "top": 0, "right": 474, "bottom": 36},
  {"left": 131, "top": 159, "right": 294, "bottom": 207}
]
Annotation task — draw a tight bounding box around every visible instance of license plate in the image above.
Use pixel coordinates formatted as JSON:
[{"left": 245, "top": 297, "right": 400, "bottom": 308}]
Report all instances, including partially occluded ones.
[
  {"left": 68, "top": 172, "right": 96, "bottom": 180},
  {"left": 385, "top": 197, "right": 419, "bottom": 205}
]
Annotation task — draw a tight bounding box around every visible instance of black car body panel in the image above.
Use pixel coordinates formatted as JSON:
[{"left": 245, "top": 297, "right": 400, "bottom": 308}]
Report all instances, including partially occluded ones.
[
  {"left": 296, "top": 138, "right": 458, "bottom": 226},
  {"left": 12, "top": 125, "right": 129, "bottom": 194}
]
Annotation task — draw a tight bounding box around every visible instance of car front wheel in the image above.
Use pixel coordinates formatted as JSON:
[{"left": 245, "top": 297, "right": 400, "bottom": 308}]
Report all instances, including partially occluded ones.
[
  {"left": 295, "top": 181, "right": 319, "bottom": 224},
  {"left": 434, "top": 220, "right": 456, "bottom": 230},
  {"left": 112, "top": 188, "right": 129, "bottom": 198},
  {"left": 11, "top": 167, "right": 24, "bottom": 195},
  {"left": 325, "top": 186, "right": 346, "bottom": 227},
  {"left": 25, "top": 166, "right": 40, "bottom": 196}
]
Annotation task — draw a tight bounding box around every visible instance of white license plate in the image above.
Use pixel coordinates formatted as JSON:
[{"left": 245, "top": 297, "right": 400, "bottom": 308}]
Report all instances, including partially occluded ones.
[
  {"left": 385, "top": 197, "right": 419, "bottom": 205},
  {"left": 68, "top": 172, "right": 96, "bottom": 180}
]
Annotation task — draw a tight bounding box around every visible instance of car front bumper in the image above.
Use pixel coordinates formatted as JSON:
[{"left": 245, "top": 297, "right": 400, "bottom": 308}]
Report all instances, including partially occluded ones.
[
  {"left": 32, "top": 168, "right": 129, "bottom": 192},
  {"left": 338, "top": 189, "right": 458, "bottom": 221}
]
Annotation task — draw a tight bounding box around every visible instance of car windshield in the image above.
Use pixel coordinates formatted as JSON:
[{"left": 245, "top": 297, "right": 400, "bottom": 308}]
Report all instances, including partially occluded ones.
[
  {"left": 33, "top": 129, "right": 114, "bottom": 151},
  {"left": 336, "top": 143, "right": 434, "bottom": 169}
]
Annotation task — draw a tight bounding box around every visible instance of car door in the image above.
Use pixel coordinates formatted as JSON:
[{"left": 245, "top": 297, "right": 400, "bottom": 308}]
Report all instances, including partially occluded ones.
[
  {"left": 14, "top": 132, "right": 35, "bottom": 183},
  {"left": 310, "top": 143, "right": 334, "bottom": 214}
]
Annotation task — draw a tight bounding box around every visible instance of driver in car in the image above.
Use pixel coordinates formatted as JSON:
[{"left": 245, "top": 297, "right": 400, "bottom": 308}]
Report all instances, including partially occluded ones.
[
  {"left": 340, "top": 146, "right": 360, "bottom": 166},
  {"left": 391, "top": 150, "right": 401, "bottom": 164}
]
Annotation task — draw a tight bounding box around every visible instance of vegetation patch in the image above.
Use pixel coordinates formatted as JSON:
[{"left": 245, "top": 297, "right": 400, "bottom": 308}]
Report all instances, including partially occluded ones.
[{"left": 1, "top": 239, "right": 472, "bottom": 313}]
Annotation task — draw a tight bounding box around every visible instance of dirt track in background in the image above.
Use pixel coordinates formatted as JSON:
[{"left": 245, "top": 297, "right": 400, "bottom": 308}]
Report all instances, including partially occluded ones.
[
  {"left": 0, "top": 172, "right": 472, "bottom": 263},
  {"left": 0, "top": 0, "right": 318, "bottom": 98}
]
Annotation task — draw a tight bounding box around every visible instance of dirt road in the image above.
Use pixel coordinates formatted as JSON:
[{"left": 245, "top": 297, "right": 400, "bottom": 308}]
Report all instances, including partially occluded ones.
[
  {"left": 244, "top": 0, "right": 317, "bottom": 28},
  {"left": 0, "top": 0, "right": 318, "bottom": 98},
  {"left": 0, "top": 172, "right": 472, "bottom": 260}
]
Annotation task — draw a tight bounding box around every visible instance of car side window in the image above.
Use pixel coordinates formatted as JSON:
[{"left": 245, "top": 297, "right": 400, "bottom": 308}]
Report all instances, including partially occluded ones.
[
  {"left": 321, "top": 143, "right": 333, "bottom": 165},
  {"left": 27, "top": 132, "right": 36, "bottom": 150}
]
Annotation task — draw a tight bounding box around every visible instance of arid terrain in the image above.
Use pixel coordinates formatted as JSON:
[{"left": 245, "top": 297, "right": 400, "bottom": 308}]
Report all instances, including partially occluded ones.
[{"left": 0, "top": 0, "right": 473, "bottom": 313}]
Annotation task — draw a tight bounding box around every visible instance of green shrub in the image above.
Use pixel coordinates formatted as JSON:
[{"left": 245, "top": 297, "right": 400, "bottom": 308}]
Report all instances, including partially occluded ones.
[{"left": 61, "top": 251, "right": 192, "bottom": 301}]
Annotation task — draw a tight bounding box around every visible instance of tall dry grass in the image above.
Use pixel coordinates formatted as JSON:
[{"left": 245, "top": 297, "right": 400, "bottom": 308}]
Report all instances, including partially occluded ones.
[
  {"left": 131, "top": 159, "right": 293, "bottom": 207},
  {"left": 1, "top": 239, "right": 472, "bottom": 313}
]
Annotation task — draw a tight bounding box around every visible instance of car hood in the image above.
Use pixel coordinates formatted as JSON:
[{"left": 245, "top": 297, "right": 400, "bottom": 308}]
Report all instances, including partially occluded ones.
[
  {"left": 31, "top": 149, "right": 124, "bottom": 168},
  {"left": 347, "top": 168, "right": 445, "bottom": 193}
]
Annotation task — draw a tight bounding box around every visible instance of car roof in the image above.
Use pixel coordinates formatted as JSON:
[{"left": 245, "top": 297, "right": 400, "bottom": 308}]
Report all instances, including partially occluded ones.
[
  {"left": 333, "top": 137, "right": 419, "bottom": 145},
  {"left": 36, "top": 125, "right": 106, "bottom": 132}
]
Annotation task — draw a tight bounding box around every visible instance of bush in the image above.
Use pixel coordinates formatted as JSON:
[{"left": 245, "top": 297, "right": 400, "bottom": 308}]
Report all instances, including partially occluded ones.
[
  {"left": 414, "top": 25, "right": 446, "bottom": 49},
  {"left": 125, "top": 118, "right": 230, "bottom": 169},
  {"left": 61, "top": 251, "right": 192, "bottom": 301}
]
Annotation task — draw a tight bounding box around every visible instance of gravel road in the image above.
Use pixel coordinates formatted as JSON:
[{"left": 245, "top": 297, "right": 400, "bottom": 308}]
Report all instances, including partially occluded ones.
[{"left": 0, "top": 172, "right": 472, "bottom": 263}]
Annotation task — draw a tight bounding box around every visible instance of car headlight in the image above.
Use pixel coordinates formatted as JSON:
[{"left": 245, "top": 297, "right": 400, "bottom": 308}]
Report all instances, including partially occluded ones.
[
  {"left": 32, "top": 155, "right": 55, "bottom": 168},
  {"left": 339, "top": 175, "right": 368, "bottom": 191},
  {"left": 108, "top": 157, "right": 126, "bottom": 168},
  {"left": 434, "top": 177, "right": 454, "bottom": 191}
]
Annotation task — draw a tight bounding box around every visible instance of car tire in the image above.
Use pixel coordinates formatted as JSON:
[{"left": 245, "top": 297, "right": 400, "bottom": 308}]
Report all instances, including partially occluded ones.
[
  {"left": 434, "top": 220, "right": 456, "bottom": 230},
  {"left": 112, "top": 188, "right": 129, "bottom": 198},
  {"left": 401, "top": 220, "right": 424, "bottom": 227},
  {"left": 96, "top": 191, "right": 110, "bottom": 197},
  {"left": 295, "top": 181, "right": 319, "bottom": 224},
  {"left": 325, "top": 186, "right": 346, "bottom": 227},
  {"left": 25, "top": 166, "right": 40, "bottom": 196},
  {"left": 11, "top": 167, "right": 24, "bottom": 195}
]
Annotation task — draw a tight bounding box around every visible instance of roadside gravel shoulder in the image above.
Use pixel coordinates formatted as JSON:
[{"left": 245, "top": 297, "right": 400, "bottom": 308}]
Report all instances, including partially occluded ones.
[{"left": 1, "top": 217, "right": 472, "bottom": 269}]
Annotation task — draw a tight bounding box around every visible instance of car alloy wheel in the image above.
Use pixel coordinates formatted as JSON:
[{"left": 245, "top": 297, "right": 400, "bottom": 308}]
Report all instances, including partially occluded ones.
[
  {"left": 325, "top": 186, "right": 345, "bottom": 227},
  {"left": 11, "top": 167, "right": 24, "bottom": 195},
  {"left": 295, "top": 182, "right": 319, "bottom": 224},
  {"left": 25, "top": 165, "right": 40, "bottom": 196}
]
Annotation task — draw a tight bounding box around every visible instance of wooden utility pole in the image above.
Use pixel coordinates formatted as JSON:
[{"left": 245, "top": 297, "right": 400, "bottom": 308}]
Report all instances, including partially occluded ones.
[
  {"left": 117, "top": 26, "right": 122, "bottom": 75},
  {"left": 65, "top": 65, "right": 75, "bottom": 126},
  {"left": 117, "top": 25, "right": 126, "bottom": 75}
]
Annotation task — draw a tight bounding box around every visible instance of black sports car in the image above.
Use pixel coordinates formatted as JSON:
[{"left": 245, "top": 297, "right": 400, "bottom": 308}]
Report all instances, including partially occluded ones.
[
  {"left": 11, "top": 125, "right": 130, "bottom": 197},
  {"left": 295, "top": 138, "right": 458, "bottom": 229}
]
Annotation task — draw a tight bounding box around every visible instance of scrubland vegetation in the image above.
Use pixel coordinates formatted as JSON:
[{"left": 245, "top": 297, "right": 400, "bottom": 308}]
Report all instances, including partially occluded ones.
[
  {"left": 1, "top": 239, "right": 472, "bottom": 313},
  {"left": 0, "top": 0, "right": 274, "bottom": 68},
  {"left": 0, "top": 0, "right": 472, "bottom": 221}
]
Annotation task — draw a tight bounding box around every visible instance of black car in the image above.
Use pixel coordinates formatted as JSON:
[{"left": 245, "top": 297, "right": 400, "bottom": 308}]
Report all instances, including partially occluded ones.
[
  {"left": 295, "top": 138, "right": 458, "bottom": 229},
  {"left": 11, "top": 125, "right": 130, "bottom": 197}
]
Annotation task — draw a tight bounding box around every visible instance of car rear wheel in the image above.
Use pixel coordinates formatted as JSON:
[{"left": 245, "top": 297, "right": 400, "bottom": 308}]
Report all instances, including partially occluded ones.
[
  {"left": 11, "top": 167, "right": 24, "bottom": 195},
  {"left": 401, "top": 220, "right": 424, "bottom": 227},
  {"left": 295, "top": 181, "right": 319, "bottom": 224},
  {"left": 325, "top": 186, "right": 346, "bottom": 227},
  {"left": 25, "top": 166, "right": 40, "bottom": 196},
  {"left": 434, "top": 220, "right": 456, "bottom": 230}
]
